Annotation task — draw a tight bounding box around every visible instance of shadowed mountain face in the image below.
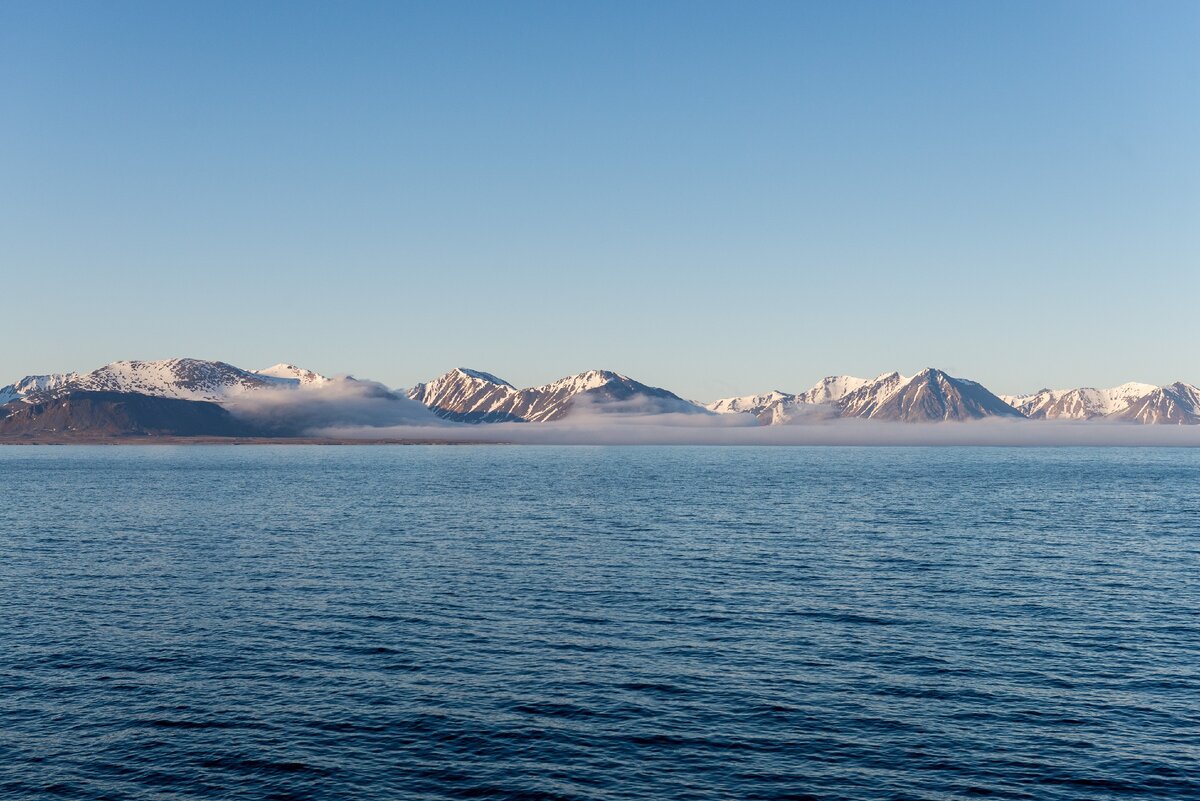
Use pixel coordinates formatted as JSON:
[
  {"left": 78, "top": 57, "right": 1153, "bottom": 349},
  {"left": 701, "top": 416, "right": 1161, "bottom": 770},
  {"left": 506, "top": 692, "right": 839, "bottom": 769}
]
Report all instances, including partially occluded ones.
[
  {"left": 0, "top": 391, "right": 262, "bottom": 438},
  {"left": 407, "top": 368, "right": 706, "bottom": 423}
]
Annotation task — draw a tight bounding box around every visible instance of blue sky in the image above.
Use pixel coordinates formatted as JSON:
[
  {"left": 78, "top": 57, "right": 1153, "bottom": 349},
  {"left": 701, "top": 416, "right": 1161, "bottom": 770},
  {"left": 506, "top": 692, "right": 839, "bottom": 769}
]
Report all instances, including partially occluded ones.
[{"left": 2, "top": 1, "right": 1196, "bottom": 399}]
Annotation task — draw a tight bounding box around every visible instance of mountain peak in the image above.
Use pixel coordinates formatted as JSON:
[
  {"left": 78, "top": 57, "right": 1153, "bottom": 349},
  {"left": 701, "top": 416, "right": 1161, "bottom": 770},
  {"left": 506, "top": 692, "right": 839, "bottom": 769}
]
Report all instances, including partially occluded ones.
[
  {"left": 796, "top": 375, "right": 871, "bottom": 405},
  {"left": 3, "top": 358, "right": 337, "bottom": 405},
  {"left": 838, "top": 368, "right": 1022, "bottom": 421},
  {"left": 536, "top": 370, "right": 629, "bottom": 395},
  {"left": 451, "top": 367, "right": 513, "bottom": 387},
  {"left": 7, "top": 358, "right": 1199, "bottom": 429},
  {"left": 1111, "top": 382, "right": 1200, "bottom": 424},
  {"left": 253, "top": 363, "right": 331, "bottom": 386},
  {"left": 1002, "top": 381, "right": 1164, "bottom": 420},
  {"left": 706, "top": 390, "right": 795, "bottom": 416},
  {"left": 407, "top": 367, "right": 701, "bottom": 423},
  {"left": 406, "top": 368, "right": 523, "bottom": 423},
  {"left": 912, "top": 367, "right": 953, "bottom": 381},
  {"left": 60, "top": 358, "right": 270, "bottom": 402}
]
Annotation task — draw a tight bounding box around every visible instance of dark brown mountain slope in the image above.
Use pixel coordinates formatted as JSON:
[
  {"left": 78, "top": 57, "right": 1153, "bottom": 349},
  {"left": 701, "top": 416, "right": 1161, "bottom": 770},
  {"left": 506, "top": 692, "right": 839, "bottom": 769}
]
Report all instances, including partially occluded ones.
[{"left": 0, "top": 391, "right": 263, "bottom": 439}]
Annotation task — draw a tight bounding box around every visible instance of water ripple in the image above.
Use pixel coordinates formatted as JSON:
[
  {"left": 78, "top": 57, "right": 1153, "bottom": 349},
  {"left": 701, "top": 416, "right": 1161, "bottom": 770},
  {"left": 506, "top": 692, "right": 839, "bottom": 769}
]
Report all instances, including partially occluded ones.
[{"left": 1, "top": 445, "right": 1198, "bottom": 800}]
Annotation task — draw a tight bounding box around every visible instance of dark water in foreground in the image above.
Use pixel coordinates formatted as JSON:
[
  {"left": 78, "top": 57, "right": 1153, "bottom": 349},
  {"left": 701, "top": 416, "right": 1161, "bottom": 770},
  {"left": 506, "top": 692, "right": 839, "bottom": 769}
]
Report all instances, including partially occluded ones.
[{"left": 1, "top": 446, "right": 1198, "bottom": 801}]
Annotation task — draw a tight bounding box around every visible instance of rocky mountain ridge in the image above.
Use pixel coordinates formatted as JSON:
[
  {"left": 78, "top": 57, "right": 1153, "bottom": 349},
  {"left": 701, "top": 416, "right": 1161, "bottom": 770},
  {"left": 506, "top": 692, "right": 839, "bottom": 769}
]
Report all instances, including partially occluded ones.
[
  {"left": 1001, "top": 383, "right": 1162, "bottom": 420},
  {"left": 5, "top": 358, "right": 1200, "bottom": 431},
  {"left": 407, "top": 368, "right": 705, "bottom": 423},
  {"left": 1, "top": 358, "right": 338, "bottom": 404},
  {"left": 707, "top": 369, "right": 1027, "bottom": 424}
]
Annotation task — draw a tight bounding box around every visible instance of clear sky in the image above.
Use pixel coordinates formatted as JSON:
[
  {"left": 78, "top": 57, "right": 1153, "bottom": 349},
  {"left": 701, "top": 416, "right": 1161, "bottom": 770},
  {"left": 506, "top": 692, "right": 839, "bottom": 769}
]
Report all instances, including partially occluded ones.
[{"left": 2, "top": 1, "right": 1197, "bottom": 400}]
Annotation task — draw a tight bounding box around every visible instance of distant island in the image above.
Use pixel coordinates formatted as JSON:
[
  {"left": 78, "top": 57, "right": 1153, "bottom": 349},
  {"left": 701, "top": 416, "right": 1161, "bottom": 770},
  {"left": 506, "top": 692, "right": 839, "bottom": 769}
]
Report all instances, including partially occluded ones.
[{"left": 2, "top": 358, "right": 1198, "bottom": 443}]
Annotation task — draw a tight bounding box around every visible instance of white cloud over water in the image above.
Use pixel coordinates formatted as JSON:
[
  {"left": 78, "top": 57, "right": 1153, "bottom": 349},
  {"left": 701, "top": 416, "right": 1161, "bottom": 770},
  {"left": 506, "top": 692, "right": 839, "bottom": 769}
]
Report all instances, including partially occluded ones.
[
  {"left": 219, "top": 381, "right": 1200, "bottom": 445},
  {"left": 314, "top": 415, "right": 1200, "bottom": 447},
  {"left": 225, "top": 378, "right": 440, "bottom": 435}
]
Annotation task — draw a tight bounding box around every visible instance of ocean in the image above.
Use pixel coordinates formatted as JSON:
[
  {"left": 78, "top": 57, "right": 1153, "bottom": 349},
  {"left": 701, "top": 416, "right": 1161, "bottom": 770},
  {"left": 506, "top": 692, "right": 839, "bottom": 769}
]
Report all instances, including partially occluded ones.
[{"left": 1, "top": 445, "right": 1197, "bottom": 800}]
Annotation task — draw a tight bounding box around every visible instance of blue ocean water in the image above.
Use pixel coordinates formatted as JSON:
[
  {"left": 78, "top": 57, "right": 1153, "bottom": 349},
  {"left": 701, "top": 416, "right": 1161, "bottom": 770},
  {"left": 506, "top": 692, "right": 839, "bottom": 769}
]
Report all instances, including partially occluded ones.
[{"left": 1, "top": 445, "right": 1198, "bottom": 801}]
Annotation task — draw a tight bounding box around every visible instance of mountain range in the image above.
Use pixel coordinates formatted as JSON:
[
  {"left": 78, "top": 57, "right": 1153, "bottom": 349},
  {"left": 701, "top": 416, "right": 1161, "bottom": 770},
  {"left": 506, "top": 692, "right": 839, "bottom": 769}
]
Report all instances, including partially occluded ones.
[
  {"left": 2, "top": 358, "right": 1199, "bottom": 438},
  {"left": 707, "top": 369, "right": 1027, "bottom": 424},
  {"left": 0, "top": 358, "right": 330, "bottom": 405},
  {"left": 408, "top": 368, "right": 704, "bottom": 423}
]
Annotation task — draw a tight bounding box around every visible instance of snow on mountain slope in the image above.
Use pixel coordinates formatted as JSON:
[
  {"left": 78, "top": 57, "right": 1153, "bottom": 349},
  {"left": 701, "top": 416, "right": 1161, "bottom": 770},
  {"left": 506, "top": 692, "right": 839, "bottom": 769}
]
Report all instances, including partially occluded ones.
[
  {"left": 0, "top": 373, "right": 80, "bottom": 405},
  {"left": 408, "top": 368, "right": 706, "bottom": 423},
  {"left": 523, "top": 370, "right": 705, "bottom": 421},
  {"left": 253, "top": 363, "right": 333, "bottom": 387},
  {"left": 4, "top": 359, "right": 334, "bottom": 404},
  {"left": 840, "top": 368, "right": 1024, "bottom": 422},
  {"left": 795, "top": 375, "right": 872, "bottom": 405},
  {"left": 706, "top": 376, "right": 872, "bottom": 424},
  {"left": 455, "top": 368, "right": 513, "bottom": 387},
  {"left": 834, "top": 372, "right": 911, "bottom": 418},
  {"left": 764, "top": 375, "right": 878, "bottom": 424},
  {"left": 1107, "top": 382, "right": 1200, "bottom": 424},
  {"left": 711, "top": 369, "right": 1020, "bottom": 424},
  {"left": 7, "top": 358, "right": 1198, "bottom": 428},
  {"left": 1001, "top": 382, "right": 1157, "bottom": 420},
  {"left": 66, "top": 359, "right": 280, "bottom": 401},
  {"left": 407, "top": 368, "right": 522, "bottom": 423},
  {"left": 537, "top": 370, "right": 625, "bottom": 398},
  {"left": 706, "top": 391, "right": 794, "bottom": 416}
]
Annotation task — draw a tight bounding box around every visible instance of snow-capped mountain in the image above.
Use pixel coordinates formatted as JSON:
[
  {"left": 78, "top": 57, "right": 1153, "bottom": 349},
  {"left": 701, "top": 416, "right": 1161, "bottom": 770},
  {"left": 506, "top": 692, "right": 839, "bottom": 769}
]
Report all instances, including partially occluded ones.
[
  {"left": 1001, "top": 383, "right": 1158, "bottom": 420},
  {"left": 707, "top": 371, "right": 912, "bottom": 424},
  {"left": 834, "top": 372, "right": 911, "bottom": 418},
  {"left": 5, "top": 358, "right": 1200, "bottom": 433},
  {"left": 706, "top": 375, "right": 874, "bottom": 424},
  {"left": 708, "top": 369, "right": 1024, "bottom": 423},
  {"left": 1107, "top": 382, "right": 1200, "bottom": 425},
  {"left": 796, "top": 375, "right": 873, "bottom": 405},
  {"left": 838, "top": 368, "right": 1024, "bottom": 421},
  {"left": 705, "top": 390, "right": 794, "bottom": 416},
  {"left": 253, "top": 363, "right": 332, "bottom": 387},
  {"left": 0, "top": 373, "right": 79, "bottom": 405},
  {"left": 2, "top": 359, "right": 331, "bottom": 404},
  {"left": 67, "top": 359, "right": 276, "bottom": 401},
  {"left": 408, "top": 368, "right": 706, "bottom": 423},
  {"left": 405, "top": 368, "right": 520, "bottom": 423}
]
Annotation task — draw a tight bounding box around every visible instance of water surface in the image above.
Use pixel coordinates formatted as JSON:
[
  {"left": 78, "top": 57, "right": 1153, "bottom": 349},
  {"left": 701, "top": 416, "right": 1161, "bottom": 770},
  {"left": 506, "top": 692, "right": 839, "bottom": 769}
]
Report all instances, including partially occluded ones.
[{"left": 1, "top": 446, "right": 1198, "bottom": 800}]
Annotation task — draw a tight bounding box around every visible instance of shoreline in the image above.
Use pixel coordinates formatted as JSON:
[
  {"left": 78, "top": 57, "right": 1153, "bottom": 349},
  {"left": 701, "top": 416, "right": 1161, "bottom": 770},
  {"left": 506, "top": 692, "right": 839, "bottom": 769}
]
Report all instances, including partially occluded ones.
[
  {"left": 3, "top": 435, "right": 1200, "bottom": 447},
  {"left": 0, "top": 436, "right": 502, "bottom": 446}
]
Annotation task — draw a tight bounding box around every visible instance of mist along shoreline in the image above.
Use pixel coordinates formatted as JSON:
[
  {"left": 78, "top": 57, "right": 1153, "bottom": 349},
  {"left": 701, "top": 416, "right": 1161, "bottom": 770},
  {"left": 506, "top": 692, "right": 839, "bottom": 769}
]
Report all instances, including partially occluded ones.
[
  {"left": 3, "top": 434, "right": 1200, "bottom": 447},
  {"left": 0, "top": 436, "right": 504, "bottom": 446}
]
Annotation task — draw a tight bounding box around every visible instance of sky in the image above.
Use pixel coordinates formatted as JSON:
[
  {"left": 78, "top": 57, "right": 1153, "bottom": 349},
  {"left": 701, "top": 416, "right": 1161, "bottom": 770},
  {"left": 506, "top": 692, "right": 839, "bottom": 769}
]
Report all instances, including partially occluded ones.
[{"left": 1, "top": 1, "right": 1197, "bottom": 401}]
